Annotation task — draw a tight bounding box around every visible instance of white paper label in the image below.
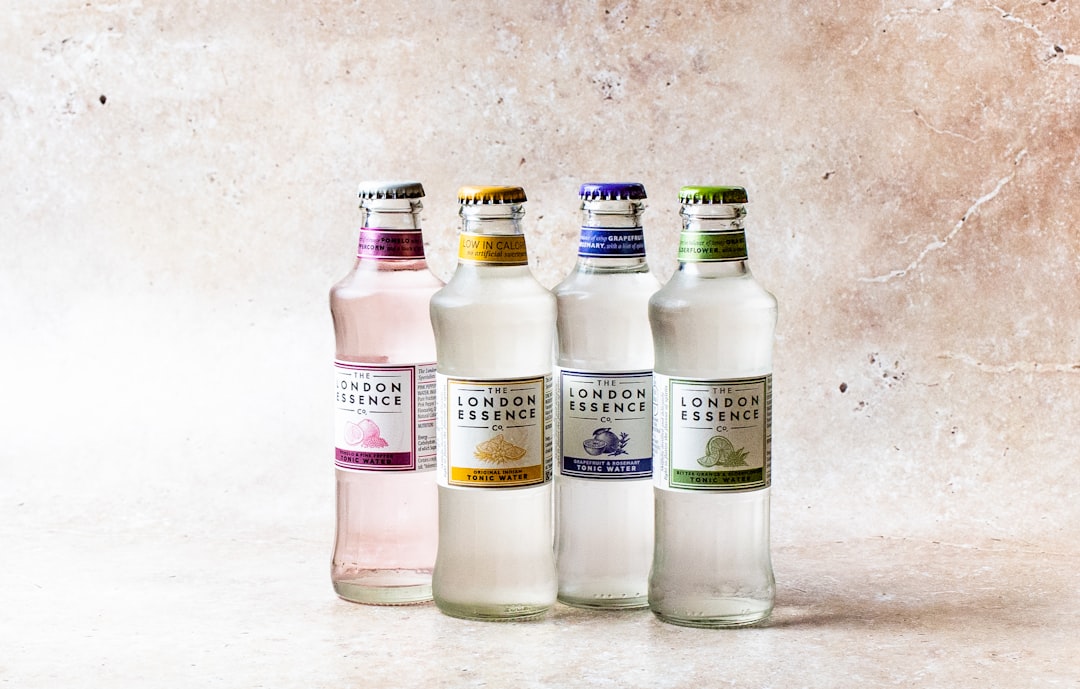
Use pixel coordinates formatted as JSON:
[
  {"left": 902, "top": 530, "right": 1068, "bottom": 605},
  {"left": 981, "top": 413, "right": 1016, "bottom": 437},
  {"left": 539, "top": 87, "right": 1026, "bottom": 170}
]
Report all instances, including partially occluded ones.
[
  {"left": 334, "top": 361, "right": 437, "bottom": 472},
  {"left": 653, "top": 374, "right": 771, "bottom": 491},
  {"left": 558, "top": 368, "right": 652, "bottom": 479},
  {"left": 437, "top": 374, "right": 553, "bottom": 488}
]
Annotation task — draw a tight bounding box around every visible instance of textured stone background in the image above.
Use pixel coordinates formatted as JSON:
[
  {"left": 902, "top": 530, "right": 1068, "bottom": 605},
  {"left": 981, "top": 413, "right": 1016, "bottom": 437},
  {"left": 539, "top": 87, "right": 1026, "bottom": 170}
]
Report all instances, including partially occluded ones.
[
  {"left": 4, "top": 0, "right": 1079, "bottom": 547},
  {"left": 3, "top": 2, "right": 1079, "bottom": 686}
]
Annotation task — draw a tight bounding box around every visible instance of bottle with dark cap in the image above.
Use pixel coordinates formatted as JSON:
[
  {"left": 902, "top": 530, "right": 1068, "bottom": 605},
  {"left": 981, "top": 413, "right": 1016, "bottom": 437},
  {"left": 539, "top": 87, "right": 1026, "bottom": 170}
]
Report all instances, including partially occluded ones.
[{"left": 329, "top": 181, "right": 442, "bottom": 604}]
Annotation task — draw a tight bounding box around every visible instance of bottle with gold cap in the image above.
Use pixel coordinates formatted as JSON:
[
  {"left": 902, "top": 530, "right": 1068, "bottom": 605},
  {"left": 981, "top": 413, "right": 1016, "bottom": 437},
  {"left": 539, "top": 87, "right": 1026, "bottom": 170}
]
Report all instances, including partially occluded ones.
[
  {"left": 429, "top": 185, "right": 557, "bottom": 620},
  {"left": 553, "top": 182, "right": 659, "bottom": 609},
  {"left": 329, "top": 180, "right": 442, "bottom": 604},
  {"left": 648, "top": 185, "right": 777, "bottom": 627}
]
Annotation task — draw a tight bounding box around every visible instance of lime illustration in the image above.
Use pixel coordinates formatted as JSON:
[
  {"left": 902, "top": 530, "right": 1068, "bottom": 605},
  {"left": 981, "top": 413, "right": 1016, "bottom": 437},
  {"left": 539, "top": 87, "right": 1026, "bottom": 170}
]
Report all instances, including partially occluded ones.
[
  {"left": 706, "top": 435, "right": 734, "bottom": 457},
  {"left": 697, "top": 434, "right": 750, "bottom": 468}
]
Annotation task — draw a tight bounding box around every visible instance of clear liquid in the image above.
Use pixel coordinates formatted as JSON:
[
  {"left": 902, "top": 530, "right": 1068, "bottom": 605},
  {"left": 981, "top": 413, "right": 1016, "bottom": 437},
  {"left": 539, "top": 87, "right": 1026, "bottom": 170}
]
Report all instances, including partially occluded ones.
[
  {"left": 648, "top": 261, "right": 778, "bottom": 627},
  {"left": 554, "top": 264, "right": 659, "bottom": 609},
  {"left": 430, "top": 263, "right": 558, "bottom": 620},
  {"left": 329, "top": 258, "right": 442, "bottom": 605}
]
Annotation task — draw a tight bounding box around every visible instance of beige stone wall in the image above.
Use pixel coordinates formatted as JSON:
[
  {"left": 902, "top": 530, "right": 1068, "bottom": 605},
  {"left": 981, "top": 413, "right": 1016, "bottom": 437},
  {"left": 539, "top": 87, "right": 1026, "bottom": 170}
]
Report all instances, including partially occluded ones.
[{"left": 3, "top": 0, "right": 1078, "bottom": 548}]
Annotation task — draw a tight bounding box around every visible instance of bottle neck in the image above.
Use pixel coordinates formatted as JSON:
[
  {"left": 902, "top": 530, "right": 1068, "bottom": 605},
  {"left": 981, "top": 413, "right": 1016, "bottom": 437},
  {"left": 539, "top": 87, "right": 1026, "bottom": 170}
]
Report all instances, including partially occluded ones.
[
  {"left": 675, "top": 202, "right": 749, "bottom": 275},
  {"left": 356, "top": 198, "right": 426, "bottom": 263},
  {"left": 361, "top": 207, "right": 422, "bottom": 231},
  {"left": 575, "top": 199, "right": 649, "bottom": 273},
  {"left": 681, "top": 202, "right": 745, "bottom": 233},
  {"left": 460, "top": 204, "right": 524, "bottom": 236},
  {"left": 456, "top": 203, "right": 529, "bottom": 267}
]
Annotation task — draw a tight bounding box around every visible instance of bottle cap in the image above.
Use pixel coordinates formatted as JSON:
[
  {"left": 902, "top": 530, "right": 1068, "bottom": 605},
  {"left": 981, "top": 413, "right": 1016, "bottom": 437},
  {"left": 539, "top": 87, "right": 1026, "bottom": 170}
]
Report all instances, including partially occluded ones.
[
  {"left": 457, "top": 185, "right": 527, "bottom": 204},
  {"left": 578, "top": 182, "right": 647, "bottom": 201},
  {"left": 357, "top": 181, "right": 425, "bottom": 199},
  {"left": 678, "top": 185, "right": 748, "bottom": 204}
]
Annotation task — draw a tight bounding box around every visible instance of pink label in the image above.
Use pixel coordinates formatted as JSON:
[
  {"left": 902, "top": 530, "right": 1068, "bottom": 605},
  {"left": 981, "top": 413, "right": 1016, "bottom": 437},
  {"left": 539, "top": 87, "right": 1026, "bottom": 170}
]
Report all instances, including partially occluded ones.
[
  {"left": 357, "top": 229, "right": 426, "bottom": 259},
  {"left": 334, "top": 362, "right": 437, "bottom": 473},
  {"left": 335, "top": 448, "right": 415, "bottom": 469}
]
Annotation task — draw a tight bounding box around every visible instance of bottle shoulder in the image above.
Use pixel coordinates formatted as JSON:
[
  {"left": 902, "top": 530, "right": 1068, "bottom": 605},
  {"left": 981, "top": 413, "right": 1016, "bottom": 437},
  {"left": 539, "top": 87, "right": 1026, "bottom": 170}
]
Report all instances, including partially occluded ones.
[
  {"left": 331, "top": 261, "right": 444, "bottom": 299},
  {"left": 432, "top": 265, "right": 554, "bottom": 305},
  {"left": 553, "top": 268, "right": 661, "bottom": 297},
  {"left": 651, "top": 269, "right": 776, "bottom": 308}
]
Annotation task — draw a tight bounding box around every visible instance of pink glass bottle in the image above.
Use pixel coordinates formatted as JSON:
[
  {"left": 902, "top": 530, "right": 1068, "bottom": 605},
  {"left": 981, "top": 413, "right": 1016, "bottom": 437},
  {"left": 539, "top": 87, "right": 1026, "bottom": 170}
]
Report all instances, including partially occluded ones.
[{"left": 329, "top": 181, "right": 442, "bottom": 604}]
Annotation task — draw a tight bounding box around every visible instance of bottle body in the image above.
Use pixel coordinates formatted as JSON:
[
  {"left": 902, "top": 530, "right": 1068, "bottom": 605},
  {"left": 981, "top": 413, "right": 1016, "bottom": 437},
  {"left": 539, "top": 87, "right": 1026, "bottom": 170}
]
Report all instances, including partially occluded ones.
[
  {"left": 554, "top": 185, "right": 659, "bottom": 609},
  {"left": 648, "top": 187, "right": 777, "bottom": 627},
  {"left": 329, "top": 183, "right": 442, "bottom": 604},
  {"left": 430, "top": 186, "right": 558, "bottom": 620}
]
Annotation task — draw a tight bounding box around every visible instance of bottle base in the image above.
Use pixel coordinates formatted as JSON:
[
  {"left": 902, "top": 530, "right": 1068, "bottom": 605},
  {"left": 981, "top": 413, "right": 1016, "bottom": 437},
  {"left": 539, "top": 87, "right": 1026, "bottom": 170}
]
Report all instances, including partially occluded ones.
[
  {"left": 558, "top": 593, "right": 648, "bottom": 610},
  {"left": 649, "top": 597, "right": 773, "bottom": 628},
  {"left": 332, "top": 571, "right": 433, "bottom": 605},
  {"left": 434, "top": 600, "right": 551, "bottom": 621}
]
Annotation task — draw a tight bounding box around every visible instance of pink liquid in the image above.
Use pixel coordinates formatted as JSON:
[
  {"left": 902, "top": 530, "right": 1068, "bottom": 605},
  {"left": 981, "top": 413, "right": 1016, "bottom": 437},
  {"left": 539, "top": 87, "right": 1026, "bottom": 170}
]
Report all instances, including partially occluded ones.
[{"left": 330, "top": 257, "right": 442, "bottom": 604}]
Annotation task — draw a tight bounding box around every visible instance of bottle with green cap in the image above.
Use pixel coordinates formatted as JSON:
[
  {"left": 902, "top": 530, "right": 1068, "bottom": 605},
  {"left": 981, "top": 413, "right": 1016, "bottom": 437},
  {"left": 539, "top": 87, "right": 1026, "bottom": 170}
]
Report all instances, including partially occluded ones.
[
  {"left": 553, "top": 182, "right": 659, "bottom": 609},
  {"left": 329, "top": 181, "right": 442, "bottom": 604},
  {"left": 429, "top": 185, "right": 557, "bottom": 620},
  {"left": 648, "top": 185, "right": 777, "bottom": 627}
]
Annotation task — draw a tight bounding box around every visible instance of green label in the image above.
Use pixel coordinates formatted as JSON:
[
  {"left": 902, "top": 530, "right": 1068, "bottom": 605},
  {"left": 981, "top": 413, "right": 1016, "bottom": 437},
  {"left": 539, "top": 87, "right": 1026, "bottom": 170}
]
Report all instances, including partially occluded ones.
[
  {"left": 654, "top": 374, "right": 771, "bottom": 492},
  {"left": 677, "top": 231, "right": 747, "bottom": 262},
  {"left": 670, "top": 467, "right": 764, "bottom": 488}
]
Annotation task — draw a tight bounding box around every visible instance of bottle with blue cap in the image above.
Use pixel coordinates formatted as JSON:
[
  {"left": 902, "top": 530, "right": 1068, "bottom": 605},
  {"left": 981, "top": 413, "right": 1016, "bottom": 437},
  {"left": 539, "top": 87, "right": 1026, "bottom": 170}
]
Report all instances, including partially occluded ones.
[
  {"left": 648, "top": 185, "right": 777, "bottom": 627},
  {"left": 553, "top": 182, "right": 660, "bottom": 609}
]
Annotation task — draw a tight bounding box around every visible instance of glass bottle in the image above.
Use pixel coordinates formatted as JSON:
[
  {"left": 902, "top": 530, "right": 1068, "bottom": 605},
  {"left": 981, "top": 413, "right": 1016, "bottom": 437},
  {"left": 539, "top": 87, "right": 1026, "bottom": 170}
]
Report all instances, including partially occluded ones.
[
  {"left": 648, "top": 185, "right": 777, "bottom": 627},
  {"left": 553, "top": 182, "right": 659, "bottom": 609},
  {"left": 429, "top": 185, "right": 557, "bottom": 620},
  {"left": 329, "top": 181, "right": 442, "bottom": 604}
]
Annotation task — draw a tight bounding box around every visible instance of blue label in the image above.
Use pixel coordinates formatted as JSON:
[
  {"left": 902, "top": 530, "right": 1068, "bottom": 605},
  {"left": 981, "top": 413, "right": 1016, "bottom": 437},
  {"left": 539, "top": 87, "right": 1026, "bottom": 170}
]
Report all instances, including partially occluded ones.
[
  {"left": 562, "top": 455, "right": 653, "bottom": 479},
  {"left": 559, "top": 369, "right": 653, "bottom": 480},
  {"left": 577, "top": 228, "right": 646, "bottom": 258}
]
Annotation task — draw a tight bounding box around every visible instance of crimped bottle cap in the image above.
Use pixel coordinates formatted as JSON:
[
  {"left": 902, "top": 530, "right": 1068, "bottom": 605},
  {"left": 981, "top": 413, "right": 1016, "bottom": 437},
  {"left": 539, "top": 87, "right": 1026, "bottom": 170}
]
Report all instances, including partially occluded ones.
[
  {"left": 579, "top": 182, "right": 647, "bottom": 201},
  {"left": 457, "top": 185, "right": 528, "bottom": 204},
  {"left": 678, "top": 185, "right": 748, "bottom": 204},
  {"left": 357, "top": 181, "right": 425, "bottom": 199}
]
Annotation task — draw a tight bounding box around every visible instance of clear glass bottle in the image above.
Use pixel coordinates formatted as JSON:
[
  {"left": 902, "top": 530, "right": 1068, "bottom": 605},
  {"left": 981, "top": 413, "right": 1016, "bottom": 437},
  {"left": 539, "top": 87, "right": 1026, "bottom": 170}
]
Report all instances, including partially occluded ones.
[
  {"left": 429, "top": 185, "right": 557, "bottom": 620},
  {"left": 553, "top": 182, "right": 659, "bottom": 609},
  {"left": 329, "top": 181, "right": 442, "bottom": 605},
  {"left": 648, "top": 185, "right": 777, "bottom": 627}
]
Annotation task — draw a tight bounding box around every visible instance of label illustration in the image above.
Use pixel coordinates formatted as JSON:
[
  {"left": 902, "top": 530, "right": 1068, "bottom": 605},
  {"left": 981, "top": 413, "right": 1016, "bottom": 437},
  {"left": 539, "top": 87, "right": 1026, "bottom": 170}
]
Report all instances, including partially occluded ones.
[
  {"left": 677, "top": 231, "right": 748, "bottom": 262},
  {"left": 559, "top": 369, "right": 652, "bottom": 480},
  {"left": 334, "top": 361, "right": 437, "bottom": 472},
  {"left": 577, "top": 227, "right": 646, "bottom": 258},
  {"left": 438, "top": 374, "right": 552, "bottom": 488},
  {"left": 357, "top": 229, "right": 426, "bottom": 260},
  {"left": 653, "top": 374, "right": 770, "bottom": 491},
  {"left": 457, "top": 232, "right": 529, "bottom": 265}
]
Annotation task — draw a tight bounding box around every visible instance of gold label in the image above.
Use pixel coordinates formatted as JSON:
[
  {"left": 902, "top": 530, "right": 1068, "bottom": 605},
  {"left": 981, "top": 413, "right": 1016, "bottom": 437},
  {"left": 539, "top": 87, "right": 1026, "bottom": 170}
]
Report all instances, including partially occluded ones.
[
  {"left": 438, "top": 374, "right": 553, "bottom": 488},
  {"left": 457, "top": 233, "right": 529, "bottom": 265}
]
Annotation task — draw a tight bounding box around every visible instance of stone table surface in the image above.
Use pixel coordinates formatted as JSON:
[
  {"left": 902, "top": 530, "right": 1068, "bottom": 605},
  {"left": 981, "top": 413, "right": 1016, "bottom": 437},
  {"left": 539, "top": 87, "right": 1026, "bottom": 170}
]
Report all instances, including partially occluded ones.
[{"left": 4, "top": 514, "right": 1076, "bottom": 688}]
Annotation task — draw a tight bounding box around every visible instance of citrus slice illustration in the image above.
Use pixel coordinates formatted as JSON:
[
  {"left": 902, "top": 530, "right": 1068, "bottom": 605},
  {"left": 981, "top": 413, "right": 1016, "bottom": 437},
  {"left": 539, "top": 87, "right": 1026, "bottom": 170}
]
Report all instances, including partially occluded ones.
[
  {"left": 697, "top": 434, "right": 749, "bottom": 468},
  {"left": 344, "top": 421, "right": 365, "bottom": 446},
  {"left": 474, "top": 434, "right": 528, "bottom": 464},
  {"left": 346, "top": 419, "right": 389, "bottom": 448},
  {"left": 697, "top": 452, "right": 720, "bottom": 468},
  {"left": 706, "top": 435, "right": 734, "bottom": 458},
  {"left": 582, "top": 438, "right": 606, "bottom": 456}
]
